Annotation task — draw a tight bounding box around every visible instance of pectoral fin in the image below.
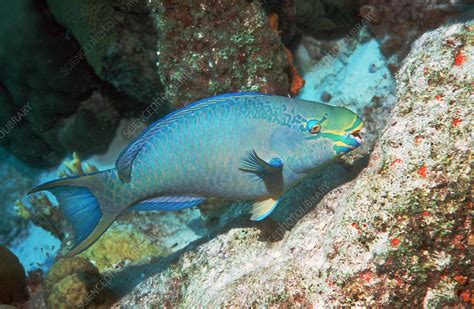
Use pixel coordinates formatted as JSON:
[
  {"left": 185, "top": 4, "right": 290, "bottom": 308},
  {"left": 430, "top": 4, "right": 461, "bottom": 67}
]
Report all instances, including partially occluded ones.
[
  {"left": 239, "top": 150, "right": 283, "bottom": 175},
  {"left": 250, "top": 197, "right": 280, "bottom": 221}
]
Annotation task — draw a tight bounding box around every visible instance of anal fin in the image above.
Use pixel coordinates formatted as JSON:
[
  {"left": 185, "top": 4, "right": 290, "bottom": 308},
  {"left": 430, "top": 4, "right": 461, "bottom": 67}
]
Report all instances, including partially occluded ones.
[
  {"left": 130, "top": 195, "right": 205, "bottom": 211},
  {"left": 250, "top": 197, "right": 280, "bottom": 221},
  {"left": 67, "top": 213, "right": 118, "bottom": 257}
]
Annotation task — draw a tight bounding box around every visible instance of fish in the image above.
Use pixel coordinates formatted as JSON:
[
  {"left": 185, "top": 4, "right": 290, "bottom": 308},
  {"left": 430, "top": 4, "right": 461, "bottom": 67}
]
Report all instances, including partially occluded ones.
[{"left": 29, "top": 92, "right": 364, "bottom": 257}]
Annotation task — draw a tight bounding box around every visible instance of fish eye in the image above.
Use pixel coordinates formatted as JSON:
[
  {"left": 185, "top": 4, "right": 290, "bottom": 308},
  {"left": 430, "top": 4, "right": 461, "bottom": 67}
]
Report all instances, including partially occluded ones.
[{"left": 308, "top": 122, "right": 321, "bottom": 134}]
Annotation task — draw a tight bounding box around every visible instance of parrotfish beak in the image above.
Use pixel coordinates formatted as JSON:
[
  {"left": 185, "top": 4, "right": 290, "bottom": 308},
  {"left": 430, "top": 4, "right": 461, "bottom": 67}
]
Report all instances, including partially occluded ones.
[
  {"left": 332, "top": 118, "right": 365, "bottom": 154},
  {"left": 349, "top": 122, "right": 364, "bottom": 147}
]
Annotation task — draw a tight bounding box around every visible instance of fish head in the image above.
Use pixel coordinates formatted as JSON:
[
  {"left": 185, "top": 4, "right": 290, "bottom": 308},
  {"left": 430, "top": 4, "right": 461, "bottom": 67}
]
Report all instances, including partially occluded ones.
[
  {"left": 271, "top": 101, "right": 364, "bottom": 175},
  {"left": 309, "top": 104, "right": 365, "bottom": 155}
]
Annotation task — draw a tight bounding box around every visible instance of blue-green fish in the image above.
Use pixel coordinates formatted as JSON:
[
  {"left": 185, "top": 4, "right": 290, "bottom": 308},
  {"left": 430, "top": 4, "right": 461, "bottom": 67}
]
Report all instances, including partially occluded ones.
[{"left": 30, "top": 93, "right": 364, "bottom": 256}]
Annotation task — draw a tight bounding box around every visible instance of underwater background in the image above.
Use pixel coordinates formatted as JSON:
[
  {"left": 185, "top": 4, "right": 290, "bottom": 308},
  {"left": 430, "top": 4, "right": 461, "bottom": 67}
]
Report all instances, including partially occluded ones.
[{"left": 0, "top": 0, "right": 472, "bottom": 307}]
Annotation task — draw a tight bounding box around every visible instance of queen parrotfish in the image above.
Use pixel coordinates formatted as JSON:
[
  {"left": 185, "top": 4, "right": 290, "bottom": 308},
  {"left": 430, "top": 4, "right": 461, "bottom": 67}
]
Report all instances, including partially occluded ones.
[{"left": 29, "top": 92, "right": 364, "bottom": 257}]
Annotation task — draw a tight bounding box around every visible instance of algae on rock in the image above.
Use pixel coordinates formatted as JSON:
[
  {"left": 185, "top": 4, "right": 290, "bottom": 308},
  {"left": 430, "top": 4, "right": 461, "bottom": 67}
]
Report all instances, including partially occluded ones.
[{"left": 151, "top": 0, "right": 290, "bottom": 108}]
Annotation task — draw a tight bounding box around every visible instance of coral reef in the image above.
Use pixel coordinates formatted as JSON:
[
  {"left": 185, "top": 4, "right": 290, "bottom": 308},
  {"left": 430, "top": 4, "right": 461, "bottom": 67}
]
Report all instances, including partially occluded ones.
[
  {"left": 0, "top": 245, "right": 27, "bottom": 305},
  {"left": 2, "top": 2, "right": 470, "bottom": 307},
  {"left": 46, "top": 0, "right": 164, "bottom": 104},
  {"left": 113, "top": 22, "right": 472, "bottom": 307},
  {"left": 16, "top": 193, "right": 64, "bottom": 240},
  {"left": 57, "top": 152, "right": 98, "bottom": 178},
  {"left": 151, "top": 0, "right": 290, "bottom": 108},
  {"left": 0, "top": 0, "right": 129, "bottom": 167},
  {"left": 78, "top": 225, "right": 168, "bottom": 273},
  {"left": 44, "top": 257, "right": 106, "bottom": 308}
]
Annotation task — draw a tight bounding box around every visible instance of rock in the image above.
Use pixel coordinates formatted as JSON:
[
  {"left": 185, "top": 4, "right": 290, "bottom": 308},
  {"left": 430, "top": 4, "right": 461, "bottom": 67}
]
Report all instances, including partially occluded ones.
[
  {"left": 56, "top": 92, "right": 121, "bottom": 157},
  {"left": 0, "top": 149, "right": 38, "bottom": 244},
  {"left": 264, "top": 0, "right": 359, "bottom": 46},
  {"left": 0, "top": 245, "right": 27, "bottom": 305},
  {"left": 151, "top": 0, "right": 290, "bottom": 108},
  {"left": 46, "top": 0, "right": 164, "bottom": 104},
  {"left": 356, "top": 0, "right": 469, "bottom": 71},
  {"left": 113, "top": 22, "right": 472, "bottom": 307},
  {"left": 0, "top": 0, "right": 128, "bottom": 167},
  {"left": 278, "top": 1, "right": 468, "bottom": 73},
  {"left": 320, "top": 91, "right": 332, "bottom": 102},
  {"left": 292, "top": 0, "right": 357, "bottom": 39}
]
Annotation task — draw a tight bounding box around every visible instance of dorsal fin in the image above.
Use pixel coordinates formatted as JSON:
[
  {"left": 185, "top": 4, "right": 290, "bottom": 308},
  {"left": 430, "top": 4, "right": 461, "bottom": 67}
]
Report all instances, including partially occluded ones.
[{"left": 115, "top": 92, "right": 271, "bottom": 183}]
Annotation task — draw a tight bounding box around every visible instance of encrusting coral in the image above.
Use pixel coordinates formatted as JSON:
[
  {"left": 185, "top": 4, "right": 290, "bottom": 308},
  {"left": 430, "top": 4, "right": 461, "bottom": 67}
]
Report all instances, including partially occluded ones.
[
  {"left": 15, "top": 193, "right": 64, "bottom": 240},
  {"left": 78, "top": 225, "right": 168, "bottom": 273},
  {"left": 150, "top": 0, "right": 290, "bottom": 108},
  {"left": 44, "top": 257, "right": 106, "bottom": 308}
]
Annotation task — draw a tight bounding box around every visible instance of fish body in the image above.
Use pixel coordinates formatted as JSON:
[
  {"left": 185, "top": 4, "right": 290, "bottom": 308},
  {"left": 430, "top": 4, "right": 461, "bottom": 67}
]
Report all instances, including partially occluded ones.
[{"left": 30, "top": 93, "right": 363, "bottom": 256}]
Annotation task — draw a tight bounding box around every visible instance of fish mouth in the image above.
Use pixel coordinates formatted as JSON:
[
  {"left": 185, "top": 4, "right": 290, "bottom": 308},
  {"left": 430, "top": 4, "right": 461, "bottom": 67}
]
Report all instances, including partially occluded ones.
[
  {"left": 350, "top": 129, "right": 364, "bottom": 145},
  {"left": 349, "top": 118, "right": 365, "bottom": 146}
]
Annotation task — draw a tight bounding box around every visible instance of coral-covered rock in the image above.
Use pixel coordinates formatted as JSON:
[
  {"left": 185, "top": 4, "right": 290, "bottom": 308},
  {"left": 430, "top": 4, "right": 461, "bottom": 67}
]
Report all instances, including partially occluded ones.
[
  {"left": 45, "top": 257, "right": 105, "bottom": 308},
  {"left": 78, "top": 225, "right": 168, "bottom": 272},
  {"left": 0, "top": 245, "right": 27, "bottom": 305},
  {"left": 113, "top": 22, "right": 472, "bottom": 307},
  {"left": 46, "top": 0, "right": 164, "bottom": 104},
  {"left": 356, "top": 0, "right": 467, "bottom": 71},
  {"left": 151, "top": 0, "right": 290, "bottom": 108},
  {"left": 47, "top": 274, "right": 93, "bottom": 309},
  {"left": 45, "top": 257, "right": 100, "bottom": 290}
]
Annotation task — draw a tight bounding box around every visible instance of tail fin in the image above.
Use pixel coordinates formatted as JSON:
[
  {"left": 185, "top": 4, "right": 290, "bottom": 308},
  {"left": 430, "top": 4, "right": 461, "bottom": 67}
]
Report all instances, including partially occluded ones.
[{"left": 29, "top": 171, "right": 122, "bottom": 257}]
